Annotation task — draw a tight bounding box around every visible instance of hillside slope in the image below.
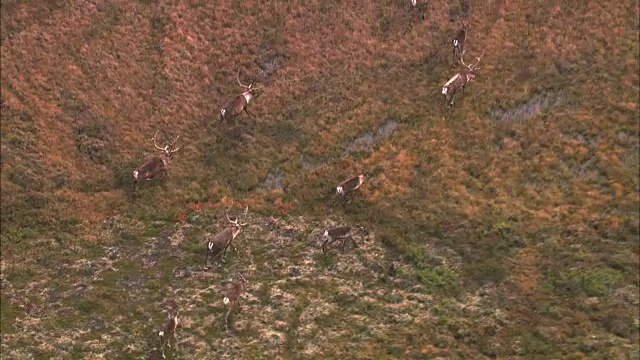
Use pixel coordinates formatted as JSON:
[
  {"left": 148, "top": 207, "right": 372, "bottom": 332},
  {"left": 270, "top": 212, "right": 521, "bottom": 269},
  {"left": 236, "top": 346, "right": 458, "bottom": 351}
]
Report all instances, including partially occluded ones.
[{"left": 1, "top": 1, "right": 638, "bottom": 359}]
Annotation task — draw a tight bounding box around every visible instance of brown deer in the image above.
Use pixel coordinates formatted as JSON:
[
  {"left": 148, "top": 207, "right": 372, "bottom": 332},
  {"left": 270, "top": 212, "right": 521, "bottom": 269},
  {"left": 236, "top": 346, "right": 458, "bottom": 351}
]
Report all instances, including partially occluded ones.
[
  {"left": 410, "top": 0, "right": 428, "bottom": 20},
  {"left": 223, "top": 272, "right": 248, "bottom": 331},
  {"left": 441, "top": 51, "right": 484, "bottom": 108},
  {"left": 158, "top": 308, "right": 179, "bottom": 351},
  {"left": 204, "top": 206, "right": 249, "bottom": 269},
  {"left": 133, "top": 130, "right": 180, "bottom": 185},
  {"left": 336, "top": 174, "right": 366, "bottom": 196},
  {"left": 322, "top": 226, "right": 368, "bottom": 254},
  {"left": 219, "top": 69, "right": 263, "bottom": 123},
  {"left": 452, "top": 21, "right": 471, "bottom": 66}
]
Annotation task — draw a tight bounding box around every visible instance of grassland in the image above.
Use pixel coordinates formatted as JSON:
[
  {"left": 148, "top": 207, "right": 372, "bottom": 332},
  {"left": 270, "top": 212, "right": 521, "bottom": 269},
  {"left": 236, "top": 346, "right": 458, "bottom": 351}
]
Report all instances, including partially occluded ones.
[{"left": 1, "top": 0, "right": 638, "bottom": 359}]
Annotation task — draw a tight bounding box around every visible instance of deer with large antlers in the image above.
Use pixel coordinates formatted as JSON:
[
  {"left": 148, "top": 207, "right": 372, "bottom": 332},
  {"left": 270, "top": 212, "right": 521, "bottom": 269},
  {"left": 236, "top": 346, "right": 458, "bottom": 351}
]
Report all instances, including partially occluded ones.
[
  {"left": 441, "top": 51, "right": 484, "bottom": 108},
  {"left": 204, "top": 206, "right": 249, "bottom": 269},
  {"left": 158, "top": 308, "right": 179, "bottom": 351},
  {"left": 452, "top": 21, "right": 471, "bottom": 66},
  {"left": 322, "top": 226, "right": 368, "bottom": 254},
  {"left": 223, "top": 272, "right": 248, "bottom": 331},
  {"left": 219, "top": 69, "right": 263, "bottom": 123},
  {"left": 133, "top": 130, "right": 180, "bottom": 185}
]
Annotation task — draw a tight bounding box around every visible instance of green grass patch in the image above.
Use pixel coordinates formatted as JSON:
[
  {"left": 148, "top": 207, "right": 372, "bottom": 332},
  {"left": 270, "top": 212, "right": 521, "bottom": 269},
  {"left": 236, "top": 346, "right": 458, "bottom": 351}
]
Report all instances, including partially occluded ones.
[{"left": 550, "top": 266, "right": 624, "bottom": 297}]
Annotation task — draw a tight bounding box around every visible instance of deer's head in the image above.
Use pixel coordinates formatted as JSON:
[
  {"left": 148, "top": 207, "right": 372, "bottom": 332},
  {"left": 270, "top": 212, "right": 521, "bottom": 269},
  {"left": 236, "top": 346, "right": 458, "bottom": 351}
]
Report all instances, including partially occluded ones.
[
  {"left": 460, "top": 20, "right": 471, "bottom": 33},
  {"left": 237, "top": 70, "right": 263, "bottom": 101},
  {"left": 152, "top": 130, "right": 181, "bottom": 158},
  {"left": 460, "top": 51, "right": 484, "bottom": 80},
  {"left": 226, "top": 205, "right": 249, "bottom": 236}
]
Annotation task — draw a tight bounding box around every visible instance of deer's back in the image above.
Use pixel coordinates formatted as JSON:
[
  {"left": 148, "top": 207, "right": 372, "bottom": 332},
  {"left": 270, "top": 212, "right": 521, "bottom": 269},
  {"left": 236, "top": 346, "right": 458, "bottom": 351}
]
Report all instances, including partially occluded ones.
[
  {"left": 224, "top": 95, "right": 248, "bottom": 117},
  {"left": 340, "top": 176, "right": 362, "bottom": 190},
  {"left": 139, "top": 157, "right": 165, "bottom": 176},
  {"left": 327, "top": 226, "right": 352, "bottom": 238},
  {"left": 454, "top": 29, "right": 466, "bottom": 42},
  {"left": 209, "top": 228, "right": 233, "bottom": 249},
  {"left": 226, "top": 280, "right": 246, "bottom": 302},
  {"left": 449, "top": 73, "right": 469, "bottom": 90}
]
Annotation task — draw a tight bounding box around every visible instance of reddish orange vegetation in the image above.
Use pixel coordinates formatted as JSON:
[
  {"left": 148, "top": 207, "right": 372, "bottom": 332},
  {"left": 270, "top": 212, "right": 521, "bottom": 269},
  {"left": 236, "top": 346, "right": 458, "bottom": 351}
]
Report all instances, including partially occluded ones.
[
  {"left": 421, "top": 344, "right": 450, "bottom": 355},
  {"left": 362, "top": 145, "right": 416, "bottom": 201},
  {"left": 509, "top": 246, "right": 544, "bottom": 298},
  {"left": 0, "top": 0, "right": 637, "bottom": 358},
  {"left": 273, "top": 197, "right": 294, "bottom": 215}
]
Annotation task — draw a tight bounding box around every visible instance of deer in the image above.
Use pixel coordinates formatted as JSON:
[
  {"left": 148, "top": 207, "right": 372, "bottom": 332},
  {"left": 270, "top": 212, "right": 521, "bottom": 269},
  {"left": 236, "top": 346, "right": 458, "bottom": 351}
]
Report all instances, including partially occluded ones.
[
  {"left": 158, "top": 308, "right": 179, "bottom": 351},
  {"left": 452, "top": 21, "right": 471, "bottom": 66},
  {"left": 441, "top": 51, "right": 484, "bottom": 108},
  {"left": 133, "top": 130, "right": 180, "bottom": 186},
  {"left": 204, "top": 206, "right": 249, "bottom": 269},
  {"left": 410, "top": 0, "right": 428, "bottom": 20},
  {"left": 335, "top": 174, "right": 366, "bottom": 196},
  {"left": 223, "top": 272, "right": 248, "bottom": 331},
  {"left": 322, "top": 226, "right": 368, "bottom": 254},
  {"left": 219, "top": 68, "right": 263, "bottom": 123}
]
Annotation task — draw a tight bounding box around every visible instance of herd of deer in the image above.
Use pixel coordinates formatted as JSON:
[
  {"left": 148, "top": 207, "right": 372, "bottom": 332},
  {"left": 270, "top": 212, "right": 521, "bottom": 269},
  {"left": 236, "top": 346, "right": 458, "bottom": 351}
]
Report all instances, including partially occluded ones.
[{"left": 142, "top": 16, "right": 483, "bottom": 358}]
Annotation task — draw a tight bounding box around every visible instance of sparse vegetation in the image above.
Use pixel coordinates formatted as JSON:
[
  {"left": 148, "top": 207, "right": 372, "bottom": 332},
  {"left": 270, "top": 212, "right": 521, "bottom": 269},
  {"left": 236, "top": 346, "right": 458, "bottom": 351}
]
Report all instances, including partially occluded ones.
[{"left": 1, "top": 1, "right": 639, "bottom": 359}]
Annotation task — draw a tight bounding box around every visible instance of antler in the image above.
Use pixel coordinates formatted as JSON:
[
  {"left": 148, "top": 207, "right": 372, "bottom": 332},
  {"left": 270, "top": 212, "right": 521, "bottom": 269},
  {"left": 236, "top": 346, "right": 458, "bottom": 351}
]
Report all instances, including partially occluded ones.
[
  {"left": 460, "top": 51, "right": 484, "bottom": 71},
  {"left": 237, "top": 272, "right": 247, "bottom": 282},
  {"left": 152, "top": 130, "right": 166, "bottom": 151},
  {"left": 226, "top": 209, "right": 237, "bottom": 225},
  {"left": 239, "top": 205, "right": 249, "bottom": 226},
  {"left": 169, "top": 135, "right": 180, "bottom": 153},
  {"left": 226, "top": 205, "right": 249, "bottom": 226},
  {"left": 250, "top": 70, "right": 265, "bottom": 91},
  {"left": 236, "top": 67, "right": 251, "bottom": 89},
  {"left": 471, "top": 51, "right": 484, "bottom": 70},
  {"left": 236, "top": 66, "right": 263, "bottom": 91}
]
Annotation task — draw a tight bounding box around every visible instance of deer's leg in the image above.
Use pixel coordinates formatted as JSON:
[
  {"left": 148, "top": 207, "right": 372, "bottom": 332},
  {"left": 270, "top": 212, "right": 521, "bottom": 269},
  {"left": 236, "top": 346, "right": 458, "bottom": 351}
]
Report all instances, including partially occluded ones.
[
  {"left": 322, "top": 237, "right": 331, "bottom": 254},
  {"left": 326, "top": 237, "right": 339, "bottom": 253},
  {"left": 225, "top": 308, "right": 231, "bottom": 331},
  {"left": 341, "top": 237, "right": 348, "bottom": 253},
  {"left": 221, "top": 244, "right": 230, "bottom": 263},
  {"left": 205, "top": 247, "right": 213, "bottom": 269}
]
